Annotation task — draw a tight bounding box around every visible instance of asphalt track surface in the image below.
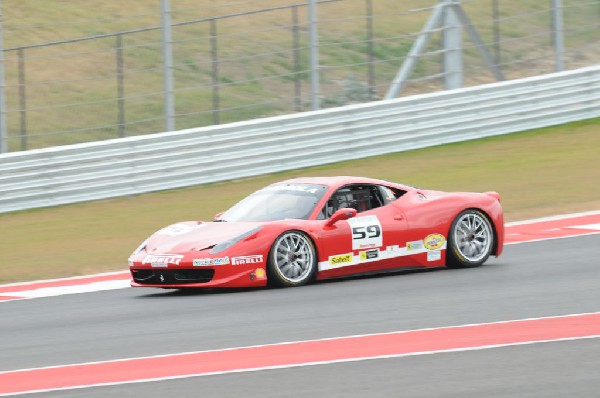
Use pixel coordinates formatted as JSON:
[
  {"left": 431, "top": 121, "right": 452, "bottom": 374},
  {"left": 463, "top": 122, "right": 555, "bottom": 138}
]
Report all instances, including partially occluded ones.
[{"left": 2, "top": 234, "right": 600, "bottom": 397}]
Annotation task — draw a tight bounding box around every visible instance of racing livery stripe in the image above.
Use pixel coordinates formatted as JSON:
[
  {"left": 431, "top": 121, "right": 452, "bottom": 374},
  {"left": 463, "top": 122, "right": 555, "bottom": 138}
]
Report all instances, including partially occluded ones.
[
  {"left": 1, "top": 312, "right": 599, "bottom": 396},
  {"left": 319, "top": 242, "right": 447, "bottom": 271}
]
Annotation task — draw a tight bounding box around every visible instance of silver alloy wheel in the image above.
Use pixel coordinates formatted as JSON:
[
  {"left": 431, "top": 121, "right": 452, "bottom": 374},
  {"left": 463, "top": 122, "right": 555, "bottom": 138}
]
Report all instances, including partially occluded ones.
[
  {"left": 453, "top": 212, "right": 492, "bottom": 263},
  {"left": 272, "top": 232, "right": 314, "bottom": 283}
]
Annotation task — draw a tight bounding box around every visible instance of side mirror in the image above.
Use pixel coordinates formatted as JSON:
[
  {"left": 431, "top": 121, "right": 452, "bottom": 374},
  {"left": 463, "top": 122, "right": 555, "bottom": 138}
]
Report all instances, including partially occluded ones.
[{"left": 325, "top": 207, "right": 357, "bottom": 227}]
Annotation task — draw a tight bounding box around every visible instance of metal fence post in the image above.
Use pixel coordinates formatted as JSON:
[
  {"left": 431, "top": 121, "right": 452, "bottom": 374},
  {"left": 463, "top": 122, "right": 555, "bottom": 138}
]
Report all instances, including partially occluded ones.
[
  {"left": 442, "top": 0, "right": 463, "bottom": 90},
  {"left": 116, "top": 35, "right": 125, "bottom": 138},
  {"left": 292, "top": 5, "right": 302, "bottom": 112},
  {"left": 492, "top": 0, "right": 501, "bottom": 66},
  {"left": 210, "top": 18, "right": 220, "bottom": 125},
  {"left": 160, "top": 0, "right": 175, "bottom": 132},
  {"left": 552, "top": 0, "right": 564, "bottom": 72},
  {"left": 366, "top": 0, "right": 375, "bottom": 99},
  {"left": 0, "top": 0, "right": 8, "bottom": 153},
  {"left": 308, "top": 0, "right": 320, "bottom": 111},
  {"left": 18, "top": 48, "right": 27, "bottom": 150}
]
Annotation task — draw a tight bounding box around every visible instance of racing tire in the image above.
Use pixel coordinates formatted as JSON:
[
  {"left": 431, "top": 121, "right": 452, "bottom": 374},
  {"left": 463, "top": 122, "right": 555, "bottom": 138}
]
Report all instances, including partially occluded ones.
[
  {"left": 446, "top": 209, "right": 494, "bottom": 269},
  {"left": 267, "top": 231, "right": 317, "bottom": 287}
]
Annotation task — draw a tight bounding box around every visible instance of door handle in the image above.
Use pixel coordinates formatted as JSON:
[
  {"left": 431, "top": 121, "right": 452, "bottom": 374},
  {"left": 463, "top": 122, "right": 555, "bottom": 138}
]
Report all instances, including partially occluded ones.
[{"left": 394, "top": 215, "right": 404, "bottom": 221}]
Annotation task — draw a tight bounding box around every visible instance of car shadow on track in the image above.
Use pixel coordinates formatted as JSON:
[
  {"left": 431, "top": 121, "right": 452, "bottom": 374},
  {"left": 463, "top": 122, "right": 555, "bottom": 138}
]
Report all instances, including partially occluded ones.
[
  {"left": 134, "top": 287, "right": 260, "bottom": 298},
  {"left": 133, "top": 261, "right": 505, "bottom": 298},
  {"left": 133, "top": 267, "right": 448, "bottom": 298},
  {"left": 318, "top": 266, "right": 446, "bottom": 285}
]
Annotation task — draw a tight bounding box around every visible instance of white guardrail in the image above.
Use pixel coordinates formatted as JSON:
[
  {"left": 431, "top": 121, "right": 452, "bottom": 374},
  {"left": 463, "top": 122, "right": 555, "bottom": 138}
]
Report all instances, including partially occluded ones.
[{"left": 1, "top": 65, "right": 599, "bottom": 214}]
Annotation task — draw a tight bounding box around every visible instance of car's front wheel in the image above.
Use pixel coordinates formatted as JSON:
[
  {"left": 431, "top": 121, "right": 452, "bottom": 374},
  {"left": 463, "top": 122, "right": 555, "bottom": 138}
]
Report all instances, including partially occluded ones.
[
  {"left": 267, "top": 231, "right": 317, "bottom": 287},
  {"left": 447, "top": 209, "right": 494, "bottom": 268}
]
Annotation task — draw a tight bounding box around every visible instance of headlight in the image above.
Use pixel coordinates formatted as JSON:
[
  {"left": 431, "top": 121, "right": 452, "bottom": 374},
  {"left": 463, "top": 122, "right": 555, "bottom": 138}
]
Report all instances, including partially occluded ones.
[
  {"left": 132, "top": 239, "right": 149, "bottom": 256},
  {"left": 210, "top": 227, "right": 262, "bottom": 254}
]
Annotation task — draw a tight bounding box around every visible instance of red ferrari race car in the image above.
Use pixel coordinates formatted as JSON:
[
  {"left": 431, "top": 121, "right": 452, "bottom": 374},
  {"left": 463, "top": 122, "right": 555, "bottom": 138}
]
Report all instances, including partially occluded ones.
[{"left": 129, "top": 176, "right": 504, "bottom": 289}]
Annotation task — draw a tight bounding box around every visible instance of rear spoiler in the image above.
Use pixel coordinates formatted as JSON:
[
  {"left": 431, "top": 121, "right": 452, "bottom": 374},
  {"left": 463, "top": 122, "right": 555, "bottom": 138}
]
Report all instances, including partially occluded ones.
[{"left": 484, "top": 191, "right": 501, "bottom": 202}]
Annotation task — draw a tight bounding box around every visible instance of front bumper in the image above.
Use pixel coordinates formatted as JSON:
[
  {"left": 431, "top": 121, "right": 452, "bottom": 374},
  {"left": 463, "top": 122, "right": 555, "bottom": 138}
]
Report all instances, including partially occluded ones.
[
  {"left": 131, "top": 268, "right": 215, "bottom": 285},
  {"left": 130, "top": 266, "right": 267, "bottom": 288}
]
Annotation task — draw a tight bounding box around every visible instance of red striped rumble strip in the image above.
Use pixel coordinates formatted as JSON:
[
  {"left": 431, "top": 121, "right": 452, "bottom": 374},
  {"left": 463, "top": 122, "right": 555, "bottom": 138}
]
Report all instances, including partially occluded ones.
[{"left": 1, "top": 312, "right": 599, "bottom": 396}]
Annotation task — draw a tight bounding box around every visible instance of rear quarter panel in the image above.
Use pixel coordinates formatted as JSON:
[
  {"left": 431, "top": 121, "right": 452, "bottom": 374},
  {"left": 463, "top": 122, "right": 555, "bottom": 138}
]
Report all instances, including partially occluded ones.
[{"left": 397, "top": 190, "right": 504, "bottom": 257}]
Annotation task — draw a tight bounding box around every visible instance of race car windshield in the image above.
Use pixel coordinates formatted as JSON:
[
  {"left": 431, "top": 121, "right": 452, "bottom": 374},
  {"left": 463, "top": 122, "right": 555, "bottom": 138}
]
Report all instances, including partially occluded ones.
[{"left": 217, "top": 184, "right": 328, "bottom": 222}]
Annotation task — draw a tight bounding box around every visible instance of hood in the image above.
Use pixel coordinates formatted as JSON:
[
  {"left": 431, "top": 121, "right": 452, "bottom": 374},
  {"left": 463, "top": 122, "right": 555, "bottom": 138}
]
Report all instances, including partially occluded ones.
[{"left": 145, "top": 221, "right": 262, "bottom": 253}]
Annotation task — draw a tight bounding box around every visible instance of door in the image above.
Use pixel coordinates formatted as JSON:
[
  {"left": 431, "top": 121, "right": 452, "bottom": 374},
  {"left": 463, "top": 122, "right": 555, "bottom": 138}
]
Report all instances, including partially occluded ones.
[{"left": 315, "top": 184, "right": 409, "bottom": 279}]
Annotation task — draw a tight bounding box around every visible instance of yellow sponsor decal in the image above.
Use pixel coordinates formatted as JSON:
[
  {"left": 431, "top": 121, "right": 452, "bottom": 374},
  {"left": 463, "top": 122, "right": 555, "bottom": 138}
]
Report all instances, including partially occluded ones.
[
  {"left": 424, "top": 234, "right": 445, "bottom": 250},
  {"left": 255, "top": 268, "right": 266, "bottom": 279},
  {"left": 329, "top": 253, "right": 353, "bottom": 265},
  {"left": 360, "top": 249, "right": 379, "bottom": 261}
]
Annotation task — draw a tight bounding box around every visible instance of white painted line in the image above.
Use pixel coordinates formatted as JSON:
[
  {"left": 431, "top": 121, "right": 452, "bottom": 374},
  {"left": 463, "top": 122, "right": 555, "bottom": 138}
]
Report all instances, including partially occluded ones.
[
  {"left": 1, "top": 311, "right": 599, "bottom": 397},
  {"left": 15, "top": 280, "right": 131, "bottom": 299},
  {"left": 0, "top": 270, "right": 129, "bottom": 288},
  {"left": 3, "top": 335, "right": 599, "bottom": 398},
  {"left": 2, "top": 310, "right": 599, "bottom": 374},
  {"left": 506, "top": 210, "right": 600, "bottom": 226},
  {"left": 566, "top": 223, "right": 600, "bottom": 231},
  {"left": 506, "top": 231, "right": 600, "bottom": 245}
]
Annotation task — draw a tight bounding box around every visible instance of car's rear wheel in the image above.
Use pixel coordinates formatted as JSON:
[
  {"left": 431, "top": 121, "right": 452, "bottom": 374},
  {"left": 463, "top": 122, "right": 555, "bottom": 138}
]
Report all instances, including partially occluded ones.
[
  {"left": 447, "top": 209, "right": 494, "bottom": 268},
  {"left": 267, "top": 231, "right": 317, "bottom": 287}
]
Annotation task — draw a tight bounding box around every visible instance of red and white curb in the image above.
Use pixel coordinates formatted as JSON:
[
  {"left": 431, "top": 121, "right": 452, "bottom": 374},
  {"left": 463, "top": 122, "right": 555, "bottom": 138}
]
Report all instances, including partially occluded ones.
[
  {"left": 1, "top": 311, "right": 599, "bottom": 396},
  {"left": 505, "top": 210, "right": 600, "bottom": 244},
  {"left": 0, "top": 271, "right": 130, "bottom": 302},
  {"left": 1, "top": 210, "right": 599, "bottom": 303}
]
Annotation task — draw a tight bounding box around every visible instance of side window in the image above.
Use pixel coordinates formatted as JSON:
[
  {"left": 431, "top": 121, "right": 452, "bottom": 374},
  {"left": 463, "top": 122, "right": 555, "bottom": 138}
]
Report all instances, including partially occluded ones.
[
  {"left": 318, "top": 184, "right": 392, "bottom": 219},
  {"left": 378, "top": 185, "right": 406, "bottom": 204}
]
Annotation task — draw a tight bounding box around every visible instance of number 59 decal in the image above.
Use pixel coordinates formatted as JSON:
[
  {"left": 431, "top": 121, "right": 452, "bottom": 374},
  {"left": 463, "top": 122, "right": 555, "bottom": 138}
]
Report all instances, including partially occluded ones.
[{"left": 348, "top": 215, "right": 383, "bottom": 250}]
